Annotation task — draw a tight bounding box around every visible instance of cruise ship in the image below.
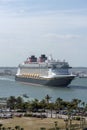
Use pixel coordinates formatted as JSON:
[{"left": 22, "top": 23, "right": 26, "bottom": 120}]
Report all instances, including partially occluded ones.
[{"left": 15, "top": 54, "right": 75, "bottom": 87}]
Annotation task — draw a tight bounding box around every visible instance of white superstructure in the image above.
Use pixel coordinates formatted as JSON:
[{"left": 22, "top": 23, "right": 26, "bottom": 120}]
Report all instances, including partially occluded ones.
[{"left": 16, "top": 54, "right": 75, "bottom": 87}]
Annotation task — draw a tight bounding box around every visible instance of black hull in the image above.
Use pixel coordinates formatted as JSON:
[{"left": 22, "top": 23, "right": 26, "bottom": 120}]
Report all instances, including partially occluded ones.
[{"left": 15, "top": 75, "right": 75, "bottom": 87}]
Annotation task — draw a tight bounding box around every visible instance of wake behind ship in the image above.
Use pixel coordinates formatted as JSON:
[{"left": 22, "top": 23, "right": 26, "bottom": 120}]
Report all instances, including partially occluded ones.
[{"left": 15, "top": 54, "right": 75, "bottom": 87}]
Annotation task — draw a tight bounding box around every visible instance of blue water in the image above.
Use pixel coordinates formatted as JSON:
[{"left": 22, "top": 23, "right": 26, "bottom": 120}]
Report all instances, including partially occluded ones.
[{"left": 0, "top": 75, "right": 87, "bottom": 103}]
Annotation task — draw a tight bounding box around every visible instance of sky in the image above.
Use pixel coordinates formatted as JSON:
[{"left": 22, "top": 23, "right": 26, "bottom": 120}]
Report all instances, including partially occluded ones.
[{"left": 0, "top": 0, "right": 87, "bottom": 67}]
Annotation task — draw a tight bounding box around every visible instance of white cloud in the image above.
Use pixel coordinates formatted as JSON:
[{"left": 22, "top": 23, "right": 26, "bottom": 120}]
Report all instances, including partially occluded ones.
[
  {"left": 0, "top": 3, "right": 87, "bottom": 66},
  {"left": 44, "top": 34, "right": 80, "bottom": 39}
]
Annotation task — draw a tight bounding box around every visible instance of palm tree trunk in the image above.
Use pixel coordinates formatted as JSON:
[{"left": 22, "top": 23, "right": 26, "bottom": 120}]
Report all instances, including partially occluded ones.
[{"left": 51, "top": 109, "right": 52, "bottom": 118}]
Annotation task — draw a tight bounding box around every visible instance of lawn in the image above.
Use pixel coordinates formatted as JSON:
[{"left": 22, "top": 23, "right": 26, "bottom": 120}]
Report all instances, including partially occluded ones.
[{"left": 0, "top": 117, "right": 83, "bottom": 130}]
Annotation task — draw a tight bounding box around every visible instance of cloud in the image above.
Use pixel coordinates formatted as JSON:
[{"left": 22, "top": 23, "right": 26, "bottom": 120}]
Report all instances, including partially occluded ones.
[
  {"left": 0, "top": 1, "right": 87, "bottom": 66},
  {"left": 44, "top": 34, "right": 80, "bottom": 39}
]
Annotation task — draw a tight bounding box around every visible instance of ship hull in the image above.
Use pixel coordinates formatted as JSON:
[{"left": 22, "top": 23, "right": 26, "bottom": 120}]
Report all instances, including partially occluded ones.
[{"left": 15, "top": 75, "right": 75, "bottom": 87}]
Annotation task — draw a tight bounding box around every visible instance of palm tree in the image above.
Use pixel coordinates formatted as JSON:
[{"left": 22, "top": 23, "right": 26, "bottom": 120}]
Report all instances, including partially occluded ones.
[
  {"left": 72, "top": 98, "right": 81, "bottom": 111},
  {"left": 55, "top": 97, "right": 63, "bottom": 118},
  {"left": 81, "top": 102, "right": 85, "bottom": 108},
  {"left": 31, "top": 98, "right": 39, "bottom": 112},
  {"left": 45, "top": 94, "right": 51, "bottom": 104},
  {"left": 48, "top": 102, "right": 54, "bottom": 118},
  {"left": 45, "top": 94, "right": 51, "bottom": 117},
  {"left": 66, "top": 101, "right": 76, "bottom": 130},
  {"left": 40, "top": 99, "right": 47, "bottom": 111},
  {"left": 22, "top": 101, "right": 31, "bottom": 112},
  {"left": 7, "top": 96, "right": 17, "bottom": 110},
  {"left": 16, "top": 96, "right": 24, "bottom": 109}
]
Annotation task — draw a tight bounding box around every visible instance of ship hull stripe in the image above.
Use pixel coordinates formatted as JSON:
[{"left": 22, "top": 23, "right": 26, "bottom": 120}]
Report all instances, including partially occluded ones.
[{"left": 15, "top": 75, "right": 75, "bottom": 87}]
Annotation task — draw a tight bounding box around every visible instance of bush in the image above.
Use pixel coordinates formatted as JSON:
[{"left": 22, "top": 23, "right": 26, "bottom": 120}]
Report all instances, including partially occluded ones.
[
  {"left": 40, "top": 127, "right": 46, "bottom": 130},
  {"left": 24, "top": 113, "right": 33, "bottom": 117},
  {"left": 48, "top": 127, "right": 59, "bottom": 130},
  {"left": 75, "top": 116, "right": 80, "bottom": 120}
]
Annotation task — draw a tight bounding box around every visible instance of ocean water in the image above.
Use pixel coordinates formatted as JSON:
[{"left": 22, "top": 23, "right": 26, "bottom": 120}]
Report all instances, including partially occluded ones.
[{"left": 0, "top": 74, "right": 87, "bottom": 103}]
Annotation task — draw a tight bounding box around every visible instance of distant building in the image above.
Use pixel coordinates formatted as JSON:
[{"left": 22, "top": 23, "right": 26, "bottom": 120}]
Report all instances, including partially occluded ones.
[{"left": 0, "top": 98, "right": 7, "bottom": 108}]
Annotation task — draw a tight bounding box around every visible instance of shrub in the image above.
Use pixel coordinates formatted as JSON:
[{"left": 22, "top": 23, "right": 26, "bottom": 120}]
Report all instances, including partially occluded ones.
[
  {"left": 40, "top": 127, "right": 46, "bottom": 130},
  {"left": 75, "top": 116, "right": 80, "bottom": 120},
  {"left": 24, "top": 113, "right": 32, "bottom": 117},
  {"left": 48, "top": 128, "right": 60, "bottom": 130}
]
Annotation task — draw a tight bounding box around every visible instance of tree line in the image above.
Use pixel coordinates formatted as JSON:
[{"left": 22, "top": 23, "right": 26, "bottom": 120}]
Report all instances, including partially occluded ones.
[
  {"left": 1, "top": 95, "right": 87, "bottom": 130},
  {"left": 6, "top": 95, "right": 87, "bottom": 114}
]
